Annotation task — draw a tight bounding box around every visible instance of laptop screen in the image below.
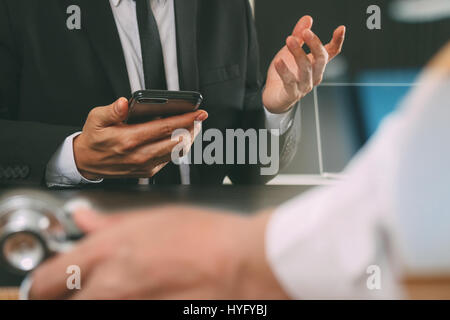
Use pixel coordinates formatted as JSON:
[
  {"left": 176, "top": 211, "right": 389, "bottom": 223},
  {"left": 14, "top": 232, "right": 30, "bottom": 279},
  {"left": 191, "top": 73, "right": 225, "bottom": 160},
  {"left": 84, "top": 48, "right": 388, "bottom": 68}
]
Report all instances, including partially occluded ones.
[{"left": 356, "top": 69, "right": 420, "bottom": 139}]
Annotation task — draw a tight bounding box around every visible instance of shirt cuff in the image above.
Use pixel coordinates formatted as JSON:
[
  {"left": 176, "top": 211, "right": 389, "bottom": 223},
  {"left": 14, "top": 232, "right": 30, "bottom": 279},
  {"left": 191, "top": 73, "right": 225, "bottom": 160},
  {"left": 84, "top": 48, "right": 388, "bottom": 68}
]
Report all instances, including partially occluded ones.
[
  {"left": 46, "top": 132, "right": 103, "bottom": 187},
  {"left": 264, "top": 104, "right": 296, "bottom": 136}
]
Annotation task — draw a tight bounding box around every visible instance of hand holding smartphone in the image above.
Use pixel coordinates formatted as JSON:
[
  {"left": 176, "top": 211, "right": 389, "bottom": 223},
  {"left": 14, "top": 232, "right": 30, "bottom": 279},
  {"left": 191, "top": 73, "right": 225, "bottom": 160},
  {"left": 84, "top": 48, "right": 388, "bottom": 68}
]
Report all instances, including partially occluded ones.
[
  {"left": 127, "top": 90, "right": 203, "bottom": 124},
  {"left": 73, "top": 96, "right": 207, "bottom": 181}
]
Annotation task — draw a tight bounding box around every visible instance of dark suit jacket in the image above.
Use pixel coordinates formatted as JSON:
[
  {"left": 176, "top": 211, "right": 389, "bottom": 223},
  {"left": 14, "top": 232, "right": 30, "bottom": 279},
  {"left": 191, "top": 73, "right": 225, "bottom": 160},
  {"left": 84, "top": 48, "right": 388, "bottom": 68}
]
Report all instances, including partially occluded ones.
[{"left": 0, "top": 0, "right": 300, "bottom": 186}]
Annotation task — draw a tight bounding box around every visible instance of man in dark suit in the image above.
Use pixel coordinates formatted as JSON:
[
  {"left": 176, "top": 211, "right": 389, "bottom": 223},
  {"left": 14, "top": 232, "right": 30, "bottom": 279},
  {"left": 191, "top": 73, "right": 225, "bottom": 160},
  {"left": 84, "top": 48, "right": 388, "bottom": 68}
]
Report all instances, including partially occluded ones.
[{"left": 0, "top": 0, "right": 345, "bottom": 186}]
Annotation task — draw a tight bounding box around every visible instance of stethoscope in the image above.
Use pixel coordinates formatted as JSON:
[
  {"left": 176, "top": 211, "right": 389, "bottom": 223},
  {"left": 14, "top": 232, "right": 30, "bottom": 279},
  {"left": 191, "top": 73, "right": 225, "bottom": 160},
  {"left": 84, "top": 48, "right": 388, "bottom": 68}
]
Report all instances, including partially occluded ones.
[{"left": 0, "top": 189, "right": 86, "bottom": 299}]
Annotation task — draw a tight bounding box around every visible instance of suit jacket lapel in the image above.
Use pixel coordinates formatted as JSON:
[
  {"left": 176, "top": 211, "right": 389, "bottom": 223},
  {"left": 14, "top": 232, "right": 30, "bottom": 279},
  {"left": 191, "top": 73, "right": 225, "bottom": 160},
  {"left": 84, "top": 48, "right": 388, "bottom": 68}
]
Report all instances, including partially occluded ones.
[
  {"left": 79, "top": 0, "right": 131, "bottom": 98},
  {"left": 174, "top": 0, "right": 199, "bottom": 91}
]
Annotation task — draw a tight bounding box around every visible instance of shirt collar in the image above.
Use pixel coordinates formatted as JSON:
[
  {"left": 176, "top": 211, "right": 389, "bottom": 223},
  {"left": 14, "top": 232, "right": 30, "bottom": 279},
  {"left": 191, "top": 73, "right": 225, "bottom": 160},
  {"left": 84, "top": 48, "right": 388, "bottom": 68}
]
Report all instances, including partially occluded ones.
[{"left": 111, "top": 0, "right": 122, "bottom": 7}]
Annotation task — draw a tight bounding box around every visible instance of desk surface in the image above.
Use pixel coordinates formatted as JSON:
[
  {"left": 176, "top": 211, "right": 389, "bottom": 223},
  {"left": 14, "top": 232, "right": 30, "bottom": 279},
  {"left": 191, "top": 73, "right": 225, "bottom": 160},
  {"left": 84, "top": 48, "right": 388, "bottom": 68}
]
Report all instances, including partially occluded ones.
[
  {"left": 49, "top": 185, "right": 312, "bottom": 212},
  {"left": 1, "top": 185, "right": 449, "bottom": 299},
  {"left": 0, "top": 185, "right": 312, "bottom": 287}
]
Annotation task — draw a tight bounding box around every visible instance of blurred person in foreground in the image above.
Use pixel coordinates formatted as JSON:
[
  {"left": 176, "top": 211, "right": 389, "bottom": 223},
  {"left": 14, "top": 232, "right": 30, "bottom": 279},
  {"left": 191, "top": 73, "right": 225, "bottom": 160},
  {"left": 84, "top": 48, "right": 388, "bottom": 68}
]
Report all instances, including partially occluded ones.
[{"left": 29, "top": 43, "right": 450, "bottom": 299}]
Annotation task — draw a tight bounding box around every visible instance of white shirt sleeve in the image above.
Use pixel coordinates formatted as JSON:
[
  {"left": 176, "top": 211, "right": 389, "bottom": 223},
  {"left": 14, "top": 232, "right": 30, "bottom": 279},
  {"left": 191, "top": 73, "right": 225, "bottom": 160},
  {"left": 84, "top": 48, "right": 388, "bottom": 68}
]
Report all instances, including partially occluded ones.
[
  {"left": 265, "top": 73, "right": 450, "bottom": 299},
  {"left": 264, "top": 105, "right": 296, "bottom": 135},
  {"left": 45, "top": 132, "right": 103, "bottom": 188},
  {"left": 264, "top": 97, "right": 403, "bottom": 299},
  {"left": 265, "top": 124, "right": 402, "bottom": 299}
]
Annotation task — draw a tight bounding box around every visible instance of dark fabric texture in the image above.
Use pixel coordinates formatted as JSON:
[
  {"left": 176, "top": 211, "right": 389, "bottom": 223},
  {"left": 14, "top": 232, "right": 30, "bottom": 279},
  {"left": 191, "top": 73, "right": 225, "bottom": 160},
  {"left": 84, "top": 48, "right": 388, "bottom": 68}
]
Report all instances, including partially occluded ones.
[{"left": 0, "top": 0, "right": 300, "bottom": 186}]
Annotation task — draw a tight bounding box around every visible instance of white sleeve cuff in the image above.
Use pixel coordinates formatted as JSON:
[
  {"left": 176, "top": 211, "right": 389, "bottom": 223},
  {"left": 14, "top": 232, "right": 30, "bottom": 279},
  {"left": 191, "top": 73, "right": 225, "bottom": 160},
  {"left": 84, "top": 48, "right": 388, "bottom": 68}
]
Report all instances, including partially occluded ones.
[
  {"left": 264, "top": 105, "right": 296, "bottom": 136},
  {"left": 46, "top": 132, "right": 103, "bottom": 187}
]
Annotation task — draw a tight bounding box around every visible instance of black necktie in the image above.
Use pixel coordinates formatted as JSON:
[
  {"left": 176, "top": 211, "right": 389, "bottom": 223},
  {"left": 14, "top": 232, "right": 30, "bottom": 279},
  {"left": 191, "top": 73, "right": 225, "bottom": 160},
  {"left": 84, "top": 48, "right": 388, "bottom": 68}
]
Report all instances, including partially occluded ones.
[
  {"left": 135, "top": 0, "right": 167, "bottom": 90},
  {"left": 134, "top": 0, "right": 182, "bottom": 185}
]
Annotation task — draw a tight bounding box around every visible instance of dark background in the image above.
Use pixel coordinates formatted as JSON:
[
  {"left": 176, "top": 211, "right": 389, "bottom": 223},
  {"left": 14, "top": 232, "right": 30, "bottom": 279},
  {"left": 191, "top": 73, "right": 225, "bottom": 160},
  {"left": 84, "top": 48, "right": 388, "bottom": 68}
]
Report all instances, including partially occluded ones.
[
  {"left": 255, "top": 0, "right": 449, "bottom": 76},
  {"left": 254, "top": 0, "right": 450, "bottom": 175}
]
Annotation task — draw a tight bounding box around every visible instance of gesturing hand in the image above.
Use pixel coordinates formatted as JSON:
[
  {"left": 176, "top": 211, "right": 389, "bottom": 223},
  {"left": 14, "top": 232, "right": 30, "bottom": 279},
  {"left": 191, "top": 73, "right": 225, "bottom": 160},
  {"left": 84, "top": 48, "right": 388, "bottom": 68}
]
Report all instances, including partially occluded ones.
[
  {"left": 73, "top": 98, "right": 208, "bottom": 180},
  {"left": 263, "top": 16, "right": 346, "bottom": 114}
]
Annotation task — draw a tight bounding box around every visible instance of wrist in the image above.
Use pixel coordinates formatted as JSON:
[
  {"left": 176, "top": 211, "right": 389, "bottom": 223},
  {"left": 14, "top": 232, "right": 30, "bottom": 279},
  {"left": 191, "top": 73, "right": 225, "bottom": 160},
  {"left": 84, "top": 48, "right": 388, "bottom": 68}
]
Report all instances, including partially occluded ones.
[
  {"left": 233, "top": 211, "right": 290, "bottom": 299},
  {"left": 73, "top": 134, "right": 101, "bottom": 181},
  {"left": 267, "top": 103, "right": 296, "bottom": 115},
  {"left": 262, "top": 91, "right": 299, "bottom": 115}
]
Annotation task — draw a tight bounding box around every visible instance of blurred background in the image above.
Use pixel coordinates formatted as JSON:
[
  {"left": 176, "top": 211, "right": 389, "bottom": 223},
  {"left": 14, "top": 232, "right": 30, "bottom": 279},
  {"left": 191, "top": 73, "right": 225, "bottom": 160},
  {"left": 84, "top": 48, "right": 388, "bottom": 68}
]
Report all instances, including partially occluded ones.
[{"left": 253, "top": 0, "right": 450, "bottom": 180}]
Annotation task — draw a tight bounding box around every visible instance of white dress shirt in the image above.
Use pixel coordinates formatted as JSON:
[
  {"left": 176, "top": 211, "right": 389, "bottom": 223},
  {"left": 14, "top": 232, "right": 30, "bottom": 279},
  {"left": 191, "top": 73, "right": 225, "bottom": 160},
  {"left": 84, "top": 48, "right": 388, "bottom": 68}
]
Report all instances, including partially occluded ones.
[
  {"left": 46, "top": 0, "right": 294, "bottom": 187},
  {"left": 267, "top": 74, "right": 450, "bottom": 299}
]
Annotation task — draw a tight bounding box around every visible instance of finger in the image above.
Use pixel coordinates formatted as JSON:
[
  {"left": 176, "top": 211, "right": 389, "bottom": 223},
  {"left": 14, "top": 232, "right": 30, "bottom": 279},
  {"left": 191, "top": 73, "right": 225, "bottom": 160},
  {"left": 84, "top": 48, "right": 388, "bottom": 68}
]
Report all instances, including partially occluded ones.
[
  {"left": 148, "top": 161, "right": 169, "bottom": 178},
  {"left": 163, "top": 122, "right": 202, "bottom": 163},
  {"left": 302, "top": 29, "right": 328, "bottom": 85},
  {"left": 70, "top": 264, "right": 118, "bottom": 300},
  {"left": 324, "top": 25, "right": 346, "bottom": 60},
  {"left": 127, "top": 135, "right": 184, "bottom": 168},
  {"left": 73, "top": 209, "right": 112, "bottom": 233},
  {"left": 150, "top": 125, "right": 198, "bottom": 170},
  {"left": 286, "top": 36, "right": 312, "bottom": 80},
  {"left": 138, "top": 123, "right": 198, "bottom": 167},
  {"left": 112, "top": 138, "right": 181, "bottom": 178},
  {"left": 74, "top": 208, "right": 155, "bottom": 232},
  {"left": 193, "top": 121, "right": 202, "bottom": 141},
  {"left": 70, "top": 278, "right": 110, "bottom": 300},
  {"left": 173, "top": 124, "right": 198, "bottom": 154},
  {"left": 150, "top": 153, "right": 174, "bottom": 169},
  {"left": 274, "top": 58, "right": 298, "bottom": 88},
  {"left": 29, "top": 240, "right": 101, "bottom": 299},
  {"left": 128, "top": 110, "right": 208, "bottom": 146},
  {"left": 292, "top": 15, "right": 313, "bottom": 44},
  {"left": 70, "top": 259, "right": 148, "bottom": 300},
  {"left": 150, "top": 136, "right": 190, "bottom": 169},
  {"left": 90, "top": 98, "right": 129, "bottom": 128}
]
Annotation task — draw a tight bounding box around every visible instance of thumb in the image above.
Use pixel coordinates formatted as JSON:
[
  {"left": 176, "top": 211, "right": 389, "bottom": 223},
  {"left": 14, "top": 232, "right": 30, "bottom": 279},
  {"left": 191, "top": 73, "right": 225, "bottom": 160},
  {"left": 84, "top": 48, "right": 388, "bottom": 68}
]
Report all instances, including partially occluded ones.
[
  {"left": 73, "top": 208, "right": 111, "bottom": 233},
  {"left": 94, "top": 97, "right": 129, "bottom": 127}
]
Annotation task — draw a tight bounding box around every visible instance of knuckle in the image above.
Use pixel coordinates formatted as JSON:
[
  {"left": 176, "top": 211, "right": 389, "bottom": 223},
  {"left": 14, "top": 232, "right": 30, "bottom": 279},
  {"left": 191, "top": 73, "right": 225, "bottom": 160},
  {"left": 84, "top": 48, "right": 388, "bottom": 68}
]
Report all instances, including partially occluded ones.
[
  {"left": 304, "top": 81, "right": 313, "bottom": 92},
  {"left": 130, "top": 153, "right": 147, "bottom": 166},
  {"left": 286, "top": 74, "right": 297, "bottom": 84},
  {"left": 87, "top": 108, "right": 99, "bottom": 122},
  {"left": 88, "top": 131, "right": 101, "bottom": 144},
  {"left": 314, "top": 76, "right": 323, "bottom": 86},
  {"left": 112, "top": 144, "right": 126, "bottom": 156},
  {"left": 161, "top": 122, "right": 175, "bottom": 136},
  {"left": 121, "top": 136, "right": 138, "bottom": 152},
  {"left": 305, "top": 61, "right": 313, "bottom": 72},
  {"left": 315, "top": 55, "right": 327, "bottom": 66}
]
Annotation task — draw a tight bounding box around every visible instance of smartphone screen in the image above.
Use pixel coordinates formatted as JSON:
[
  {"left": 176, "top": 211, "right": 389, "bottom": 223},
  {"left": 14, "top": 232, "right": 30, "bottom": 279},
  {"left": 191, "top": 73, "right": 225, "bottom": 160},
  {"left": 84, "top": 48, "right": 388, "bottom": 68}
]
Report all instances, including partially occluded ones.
[{"left": 126, "top": 90, "right": 203, "bottom": 124}]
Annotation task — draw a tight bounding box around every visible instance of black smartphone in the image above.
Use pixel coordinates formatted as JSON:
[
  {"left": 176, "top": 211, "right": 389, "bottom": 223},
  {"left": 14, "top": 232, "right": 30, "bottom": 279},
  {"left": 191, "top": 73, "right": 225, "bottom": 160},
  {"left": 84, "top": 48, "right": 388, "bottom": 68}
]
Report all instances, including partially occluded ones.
[{"left": 126, "top": 90, "right": 203, "bottom": 124}]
